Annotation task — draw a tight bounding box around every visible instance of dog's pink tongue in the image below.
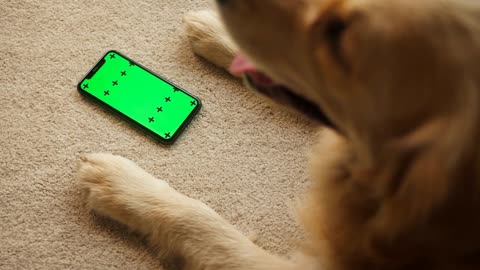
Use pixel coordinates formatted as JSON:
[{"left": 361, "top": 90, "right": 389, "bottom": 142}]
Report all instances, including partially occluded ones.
[
  {"left": 230, "top": 53, "right": 256, "bottom": 76},
  {"left": 230, "top": 53, "right": 274, "bottom": 86}
]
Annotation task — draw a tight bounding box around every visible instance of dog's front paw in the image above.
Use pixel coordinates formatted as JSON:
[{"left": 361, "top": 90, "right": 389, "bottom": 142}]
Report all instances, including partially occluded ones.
[
  {"left": 76, "top": 153, "right": 170, "bottom": 224},
  {"left": 184, "top": 10, "right": 238, "bottom": 70},
  {"left": 75, "top": 154, "right": 286, "bottom": 269}
]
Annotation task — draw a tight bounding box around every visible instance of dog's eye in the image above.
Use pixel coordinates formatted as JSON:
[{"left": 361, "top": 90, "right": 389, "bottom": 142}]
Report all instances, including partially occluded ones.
[
  {"left": 324, "top": 17, "right": 350, "bottom": 71},
  {"left": 325, "top": 17, "right": 346, "bottom": 47}
]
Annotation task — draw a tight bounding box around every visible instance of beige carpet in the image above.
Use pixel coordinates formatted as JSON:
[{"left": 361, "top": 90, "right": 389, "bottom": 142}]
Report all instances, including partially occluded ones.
[{"left": 0, "top": 0, "right": 318, "bottom": 269}]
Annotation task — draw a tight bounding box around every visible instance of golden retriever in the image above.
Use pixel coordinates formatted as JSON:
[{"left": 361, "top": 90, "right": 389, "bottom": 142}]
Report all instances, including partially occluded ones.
[{"left": 77, "top": 0, "right": 480, "bottom": 269}]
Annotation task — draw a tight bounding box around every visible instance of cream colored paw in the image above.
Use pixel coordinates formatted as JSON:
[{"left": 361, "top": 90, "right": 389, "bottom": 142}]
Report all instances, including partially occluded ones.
[
  {"left": 75, "top": 154, "right": 282, "bottom": 269},
  {"left": 184, "top": 10, "right": 238, "bottom": 70},
  {"left": 76, "top": 153, "right": 170, "bottom": 223}
]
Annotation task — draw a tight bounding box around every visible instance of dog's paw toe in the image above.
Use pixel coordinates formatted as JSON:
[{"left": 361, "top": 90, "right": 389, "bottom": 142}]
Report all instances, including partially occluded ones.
[
  {"left": 184, "top": 10, "right": 237, "bottom": 69},
  {"left": 76, "top": 153, "right": 166, "bottom": 217}
]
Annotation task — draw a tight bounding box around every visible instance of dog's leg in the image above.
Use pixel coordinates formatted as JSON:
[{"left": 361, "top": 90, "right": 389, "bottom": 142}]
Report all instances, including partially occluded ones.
[
  {"left": 76, "top": 153, "right": 294, "bottom": 270},
  {"left": 184, "top": 10, "right": 238, "bottom": 71}
]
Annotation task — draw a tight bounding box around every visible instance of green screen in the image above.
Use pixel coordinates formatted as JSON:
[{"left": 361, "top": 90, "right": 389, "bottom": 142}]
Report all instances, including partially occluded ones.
[{"left": 79, "top": 51, "right": 200, "bottom": 143}]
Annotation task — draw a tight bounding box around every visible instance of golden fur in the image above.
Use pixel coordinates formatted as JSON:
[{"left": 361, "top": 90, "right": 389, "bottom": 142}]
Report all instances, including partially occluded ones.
[{"left": 77, "top": 0, "right": 480, "bottom": 269}]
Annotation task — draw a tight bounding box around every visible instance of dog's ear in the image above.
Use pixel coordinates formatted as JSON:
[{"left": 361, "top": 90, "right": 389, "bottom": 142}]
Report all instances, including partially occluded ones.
[{"left": 357, "top": 119, "right": 456, "bottom": 236}]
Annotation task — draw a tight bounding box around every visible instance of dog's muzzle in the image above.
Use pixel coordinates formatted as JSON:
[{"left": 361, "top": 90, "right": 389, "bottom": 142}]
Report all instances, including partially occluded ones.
[{"left": 243, "top": 74, "right": 337, "bottom": 129}]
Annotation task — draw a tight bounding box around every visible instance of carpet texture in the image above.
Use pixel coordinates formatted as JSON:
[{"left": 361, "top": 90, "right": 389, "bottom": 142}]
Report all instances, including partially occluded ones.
[{"left": 0, "top": 0, "right": 318, "bottom": 269}]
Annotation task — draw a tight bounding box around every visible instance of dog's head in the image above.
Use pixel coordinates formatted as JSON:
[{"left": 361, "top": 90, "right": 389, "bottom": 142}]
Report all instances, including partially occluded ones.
[
  {"left": 217, "top": 0, "right": 480, "bottom": 267},
  {"left": 218, "top": 0, "right": 480, "bottom": 154}
]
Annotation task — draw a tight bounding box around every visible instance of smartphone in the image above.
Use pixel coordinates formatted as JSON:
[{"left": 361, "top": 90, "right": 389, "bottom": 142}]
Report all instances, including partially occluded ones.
[{"left": 78, "top": 50, "right": 201, "bottom": 144}]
